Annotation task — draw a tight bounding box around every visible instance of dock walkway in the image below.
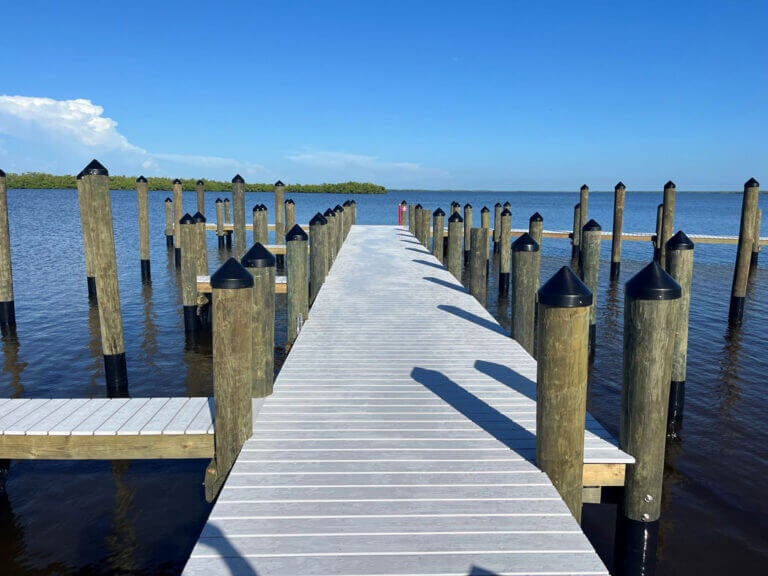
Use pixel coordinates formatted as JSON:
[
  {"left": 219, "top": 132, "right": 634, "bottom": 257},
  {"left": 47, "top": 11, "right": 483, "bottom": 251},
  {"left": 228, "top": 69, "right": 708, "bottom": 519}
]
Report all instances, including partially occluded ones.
[{"left": 184, "top": 225, "right": 631, "bottom": 576}]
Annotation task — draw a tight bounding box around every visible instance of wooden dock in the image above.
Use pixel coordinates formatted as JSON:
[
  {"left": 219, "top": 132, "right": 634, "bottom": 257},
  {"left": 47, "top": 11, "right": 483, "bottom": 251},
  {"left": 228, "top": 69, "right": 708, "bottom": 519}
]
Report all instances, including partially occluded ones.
[{"left": 184, "top": 225, "right": 631, "bottom": 575}]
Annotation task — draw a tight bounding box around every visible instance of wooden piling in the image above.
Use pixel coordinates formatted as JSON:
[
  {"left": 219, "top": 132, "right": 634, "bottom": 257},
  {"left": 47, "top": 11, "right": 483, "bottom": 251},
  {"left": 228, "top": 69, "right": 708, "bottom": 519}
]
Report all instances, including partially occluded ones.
[
  {"left": 231, "top": 174, "right": 246, "bottom": 259},
  {"left": 665, "top": 231, "right": 694, "bottom": 439},
  {"left": 571, "top": 203, "right": 581, "bottom": 261},
  {"left": 421, "top": 207, "right": 432, "bottom": 251},
  {"left": 493, "top": 203, "right": 502, "bottom": 253},
  {"left": 579, "top": 185, "right": 589, "bottom": 243},
  {"left": 324, "top": 208, "right": 337, "bottom": 264},
  {"left": 0, "top": 169, "right": 15, "bottom": 334},
  {"left": 253, "top": 204, "right": 269, "bottom": 246},
  {"left": 447, "top": 212, "right": 463, "bottom": 281},
  {"left": 463, "top": 204, "right": 473, "bottom": 264},
  {"left": 241, "top": 244, "right": 275, "bottom": 398},
  {"left": 180, "top": 214, "right": 199, "bottom": 333},
  {"left": 81, "top": 160, "right": 128, "bottom": 396},
  {"left": 536, "top": 266, "right": 592, "bottom": 522},
  {"left": 274, "top": 180, "right": 285, "bottom": 244},
  {"left": 729, "top": 178, "right": 760, "bottom": 323},
  {"left": 172, "top": 179, "right": 183, "bottom": 267},
  {"left": 469, "top": 228, "right": 488, "bottom": 305},
  {"left": 660, "top": 181, "right": 676, "bottom": 268},
  {"left": 619, "top": 261, "right": 681, "bottom": 575},
  {"left": 610, "top": 182, "right": 626, "bottom": 281},
  {"left": 432, "top": 208, "right": 445, "bottom": 262},
  {"left": 499, "top": 207, "right": 512, "bottom": 297},
  {"left": 480, "top": 207, "right": 491, "bottom": 260},
  {"left": 408, "top": 204, "right": 415, "bottom": 233},
  {"left": 334, "top": 205, "right": 345, "bottom": 256},
  {"left": 204, "top": 258, "right": 253, "bottom": 502},
  {"left": 752, "top": 208, "right": 762, "bottom": 269},
  {"left": 580, "top": 219, "right": 602, "bottom": 354},
  {"left": 398, "top": 201, "right": 407, "bottom": 225},
  {"left": 164, "top": 197, "right": 174, "bottom": 250},
  {"left": 136, "top": 176, "right": 151, "bottom": 283},
  {"left": 309, "top": 213, "right": 329, "bottom": 305},
  {"left": 528, "top": 212, "right": 543, "bottom": 247},
  {"left": 511, "top": 233, "right": 540, "bottom": 357},
  {"left": 653, "top": 203, "right": 663, "bottom": 261},
  {"left": 196, "top": 179, "right": 205, "bottom": 215},
  {"left": 285, "top": 199, "right": 296, "bottom": 235},
  {"left": 286, "top": 225, "right": 309, "bottom": 349},
  {"left": 193, "top": 212, "right": 209, "bottom": 278},
  {"left": 412, "top": 205, "right": 422, "bottom": 243},
  {"left": 224, "top": 197, "right": 231, "bottom": 224},
  {"left": 76, "top": 171, "right": 99, "bottom": 299},
  {"left": 215, "top": 198, "right": 225, "bottom": 248}
]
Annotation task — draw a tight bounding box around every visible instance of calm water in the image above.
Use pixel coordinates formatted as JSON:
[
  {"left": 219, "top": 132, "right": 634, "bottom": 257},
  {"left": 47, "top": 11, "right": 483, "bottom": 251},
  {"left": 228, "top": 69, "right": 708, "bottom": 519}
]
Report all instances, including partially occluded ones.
[{"left": 0, "top": 188, "right": 766, "bottom": 575}]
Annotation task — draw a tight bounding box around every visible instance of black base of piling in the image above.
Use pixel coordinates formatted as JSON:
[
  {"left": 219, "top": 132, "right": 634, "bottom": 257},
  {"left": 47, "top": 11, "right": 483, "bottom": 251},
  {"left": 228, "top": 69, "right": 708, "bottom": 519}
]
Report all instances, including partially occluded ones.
[
  {"left": 166, "top": 235, "right": 174, "bottom": 247},
  {"left": 493, "top": 241, "right": 500, "bottom": 254},
  {"left": 174, "top": 248, "right": 181, "bottom": 268},
  {"left": 610, "top": 261, "right": 621, "bottom": 281},
  {"left": 0, "top": 300, "right": 16, "bottom": 330},
  {"left": 464, "top": 250, "right": 470, "bottom": 265},
  {"left": 571, "top": 245, "right": 579, "bottom": 260},
  {"left": 751, "top": 251, "right": 759, "bottom": 269},
  {"left": 87, "top": 276, "right": 97, "bottom": 301},
  {"left": 617, "top": 518, "right": 659, "bottom": 576},
  {"left": 653, "top": 246, "right": 660, "bottom": 262},
  {"left": 225, "top": 231, "right": 232, "bottom": 248},
  {"left": 217, "top": 235, "right": 225, "bottom": 248},
  {"left": 498, "top": 272, "right": 509, "bottom": 297},
  {"left": 140, "top": 259, "right": 151, "bottom": 283},
  {"left": 728, "top": 295, "right": 745, "bottom": 324},
  {"left": 667, "top": 380, "right": 685, "bottom": 439},
  {"left": 589, "top": 323, "right": 596, "bottom": 357},
  {"left": 183, "top": 305, "right": 200, "bottom": 333},
  {"left": 104, "top": 352, "right": 129, "bottom": 398}
]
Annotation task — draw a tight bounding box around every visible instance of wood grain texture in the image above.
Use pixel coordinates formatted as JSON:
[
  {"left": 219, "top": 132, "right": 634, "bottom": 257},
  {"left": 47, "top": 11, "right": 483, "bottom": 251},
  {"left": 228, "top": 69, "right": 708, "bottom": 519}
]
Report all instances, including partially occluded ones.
[
  {"left": 274, "top": 184, "right": 285, "bottom": 244},
  {"left": 285, "top": 201, "right": 296, "bottom": 234},
  {"left": 173, "top": 181, "right": 183, "bottom": 246},
  {"left": 196, "top": 181, "right": 205, "bottom": 215},
  {"left": 580, "top": 228, "right": 601, "bottom": 327},
  {"left": 432, "top": 212, "right": 444, "bottom": 262},
  {"left": 246, "top": 265, "right": 275, "bottom": 398},
  {"left": 731, "top": 182, "right": 759, "bottom": 299},
  {"left": 660, "top": 185, "right": 676, "bottom": 267},
  {"left": 165, "top": 197, "right": 174, "bottom": 237},
  {"left": 512, "top": 248, "right": 540, "bottom": 357},
  {"left": 463, "top": 205, "right": 473, "bottom": 253},
  {"left": 180, "top": 219, "right": 198, "bottom": 308},
  {"left": 611, "top": 184, "right": 626, "bottom": 266},
  {"left": 232, "top": 180, "right": 246, "bottom": 259},
  {"left": 286, "top": 235, "right": 309, "bottom": 346},
  {"left": 309, "top": 221, "right": 328, "bottom": 305},
  {"left": 500, "top": 212, "right": 512, "bottom": 275},
  {"left": 469, "top": 227, "right": 487, "bottom": 305},
  {"left": 136, "top": 179, "right": 150, "bottom": 261},
  {"left": 446, "top": 219, "right": 462, "bottom": 281},
  {"left": 666, "top": 247, "right": 693, "bottom": 383},
  {"left": 0, "top": 174, "right": 13, "bottom": 302}
]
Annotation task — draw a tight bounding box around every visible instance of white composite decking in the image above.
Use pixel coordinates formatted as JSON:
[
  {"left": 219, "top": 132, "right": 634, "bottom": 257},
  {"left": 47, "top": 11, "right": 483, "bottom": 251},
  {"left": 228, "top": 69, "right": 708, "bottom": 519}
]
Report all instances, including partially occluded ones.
[{"left": 185, "top": 225, "right": 631, "bottom": 576}]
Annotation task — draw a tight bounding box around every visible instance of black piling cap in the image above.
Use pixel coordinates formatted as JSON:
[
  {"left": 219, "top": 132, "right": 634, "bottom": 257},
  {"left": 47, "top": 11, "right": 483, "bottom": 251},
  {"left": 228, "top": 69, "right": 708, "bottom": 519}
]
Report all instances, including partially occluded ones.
[
  {"left": 196, "top": 179, "right": 204, "bottom": 186},
  {"left": 165, "top": 197, "right": 173, "bottom": 203},
  {"left": 667, "top": 230, "right": 694, "bottom": 251},
  {"left": 334, "top": 204, "right": 344, "bottom": 212},
  {"left": 82, "top": 159, "right": 108, "bottom": 176},
  {"left": 173, "top": 178, "right": 182, "bottom": 185},
  {"left": 350, "top": 199, "right": 356, "bottom": 205},
  {"left": 583, "top": 219, "right": 601, "bottom": 231},
  {"left": 626, "top": 261, "right": 681, "bottom": 301},
  {"left": 512, "top": 233, "right": 540, "bottom": 252},
  {"left": 343, "top": 200, "right": 351, "bottom": 207},
  {"left": 529, "top": 212, "right": 543, "bottom": 223},
  {"left": 464, "top": 203, "right": 472, "bottom": 209},
  {"left": 745, "top": 177, "right": 759, "bottom": 188},
  {"left": 275, "top": 180, "right": 284, "bottom": 187},
  {"left": 252, "top": 204, "right": 260, "bottom": 212},
  {"left": 433, "top": 208, "right": 445, "bottom": 216},
  {"left": 193, "top": 211, "right": 206, "bottom": 224},
  {"left": 503, "top": 201, "right": 511, "bottom": 208},
  {"left": 538, "top": 266, "right": 593, "bottom": 308},
  {"left": 615, "top": 181, "right": 625, "bottom": 190},
  {"left": 580, "top": 184, "right": 589, "bottom": 191},
  {"left": 136, "top": 175, "right": 147, "bottom": 183},
  {"left": 448, "top": 212, "right": 463, "bottom": 223},
  {"left": 215, "top": 198, "right": 223, "bottom": 204},
  {"left": 415, "top": 203, "right": 423, "bottom": 209},
  {"left": 224, "top": 198, "right": 230, "bottom": 203},
  {"left": 400, "top": 200, "right": 407, "bottom": 205},
  {"left": 232, "top": 174, "right": 244, "bottom": 184},
  {"left": 309, "top": 212, "right": 328, "bottom": 226},
  {"left": 76, "top": 170, "right": 84, "bottom": 180},
  {"left": 211, "top": 258, "right": 254, "bottom": 289},
  {"left": 481, "top": 206, "right": 490, "bottom": 213},
  {"left": 180, "top": 213, "right": 194, "bottom": 225},
  {"left": 286, "top": 198, "right": 295, "bottom": 205},
  {"left": 664, "top": 180, "right": 676, "bottom": 190},
  {"left": 261, "top": 203, "right": 269, "bottom": 211},
  {"left": 286, "top": 224, "right": 309, "bottom": 242},
  {"left": 324, "top": 208, "right": 335, "bottom": 217},
  {"left": 494, "top": 202, "right": 501, "bottom": 208},
  {"left": 501, "top": 208, "right": 511, "bottom": 217},
  {"left": 241, "top": 243, "right": 276, "bottom": 269},
  {"left": 0, "top": 169, "right": 5, "bottom": 177}
]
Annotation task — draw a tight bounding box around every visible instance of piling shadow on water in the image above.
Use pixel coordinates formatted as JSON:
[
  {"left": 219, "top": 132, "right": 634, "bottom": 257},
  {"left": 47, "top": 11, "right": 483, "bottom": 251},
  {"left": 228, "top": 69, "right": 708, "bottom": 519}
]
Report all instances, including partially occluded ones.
[
  {"left": 424, "top": 277, "right": 467, "bottom": 294},
  {"left": 411, "top": 367, "right": 535, "bottom": 462},
  {"left": 412, "top": 258, "right": 446, "bottom": 271},
  {"left": 474, "top": 360, "right": 537, "bottom": 401},
  {"left": 437, "top": 304, "right": 506, "bottom": 335}
]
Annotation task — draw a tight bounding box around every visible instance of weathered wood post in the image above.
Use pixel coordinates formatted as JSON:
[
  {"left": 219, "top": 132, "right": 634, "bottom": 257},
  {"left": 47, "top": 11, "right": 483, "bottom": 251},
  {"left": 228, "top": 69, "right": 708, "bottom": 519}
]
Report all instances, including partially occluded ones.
[
  {"left": 196, "top": 179, "right": 205, "bottom": 215},
  {"left": 309, "top": 213, "right": 328, "bottom": 304},
  {"left": 511, "top": 233, "right": 540, "bottom": 357},
  {"left": 480, "top": 206, "right": 491, "bottom": 261},
  {"left": 451, "top": 201, "right": 460, "bottom": 215},
  {"left": 180, "top": 214, "right": 200, "bottom": 333},
  {"left": 432, "top": 208, "right": 445, "bottom": 262},
  {"left": 76, "top": 171, "right": 98, "bottom": 299},
  {"left": 752, "top": 208, "right": 762, "bottom": 270},
  {"left": 81, "top": 160, "right": 128, "bottom": 396},
  {"left": 398, "top": 200, "right": 407, "bottom": 225},
  {"left": 421, "top": 206, "right": 432, "bottom": 251},
  {"left": 285, "top": 199, "right": 296, "bottom": 235},
  {"left": 730, "top": 178, "right": 760, "bottom": 323},
  {"left": 253, "top": 204, "right": 269, "bottom": 246},
  {"left": 463, "top": 204, "right": 473, "bottom": 264},
  {"left": 665, "top": 231, "right": 694, "bottom": 439},
  {"left": 204, "top": 258, "right": 253, "bottom": 502},
  {"left": 193, "top": 211, "right": 209, "bottom": 279},
  {"left": 493, "top": 203, "right": 502, "bottom": 253},
  {"left": 172, "top": 178, "right": 183, "bottom": 267},
  {"left": 618, "top": 261, "right": 680, "bottom": 576},
  {"left": 408, "top": 204, "right": 416, "bottom": 233},
  {"left": 447, "top": 212, "right": 463, "bottom": 281},
  {"left": 412, "top": 205, "right": 422, "bottom": 243},
  {"left": 528, "top": 212, "right": 543, "bottom": 247},
  {"left": 241, "top": 243, "right": 275, "bottom": 397},
  {"left": 499, "top": 207, "right": 512, "bottom": 297},
  {"left": 653, "top": 203, "right": 663, "bottom": 261},
  {"left": 611, "top": 181, "right": 626, "bottom": 280},
  {"left": 286, "top": 225, "right": 309, "bottom": 349},
  {"left": 659, "top": 181, "right": 676, "bottom": 268},
  {"left": 342, "top": 200, "right": 352, "bottom": 238},
  {"left": 580, "top": 219, "right": 602, "bottom": 355},
  {"left": 579, "top": 184, "right": 589, "bottom": 243},
  {"left": 224, "top": 197, "right": 232, "bottom": 224},
  {"left": 231, "top": 174, "right": 246, "bottom": 259},
  {"left": 536, "top": 266, "right": 592, "bottom": 522},
  {"left": 334, "top": 205, "right": 345, "bottom": 255},
  {"left": 274, "top": 180, "right": 286, "bottom": 244},
  {"left": 469, "top": 228, "right": 488, "bottom": 305},
  {"left": 215, "top": 198, "right": 225, "bottom": 248},
  {"left": 571, "top": 203, "right": 581, "bottom": 261},
  {"left": 0, "top": 169, "right": 15, "bottom": 334},
  {"left": 324, "top": 208, "right": 337, "bottom": 264},
  {"left": 164, "top": 197, "right": 174, "bottom": 248},
  {"left": 348, "top": 199, "right": 357, "bottom": 225},
  {"left": 135, "top": 176, "right": 151, "bottom": 283}
]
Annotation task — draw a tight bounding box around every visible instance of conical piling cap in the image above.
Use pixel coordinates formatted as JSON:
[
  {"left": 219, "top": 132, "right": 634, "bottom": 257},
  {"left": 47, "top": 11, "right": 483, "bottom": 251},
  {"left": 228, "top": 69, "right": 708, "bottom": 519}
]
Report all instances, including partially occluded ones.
[
  {"left": 232, "top": 174, "right": 244, "bottom": 184},
  {"left": 538, "top": 266, "right": 592, "bottom": 307},
  {"left": 495, "top": 202, "right": 501, "bottom": 208},
  {"left": 211, "top": 258, "right": 253, "bottom": 289},
  {"left": 350, "top": 200, "right": 356, "bottom": 205},
  {"left": 196, "top": 179, "right": 204, "bottom": 186},
  {"left": 343, "top": 200, "right": 351, "bottom": 207},
  {"left": 400, "top": 200, "right": 407, "bottom": 205},
  {"left": 580, "top": 184, "right": 589, "bottom": 192},
  {"left": 224, "top": 198, "right": 230, "bottom": 202},
  {"left": 501, "top": 208, "right": 511, "bottom": 217},
  {"left": 415, "top": 203, "right": 423, "bottom": 209},
  {"left": 286, "top": 198, "right": 295, "bottom": 205},
  {"left": 512, "top": 232, "right": 540, "bottom": 253},
  {"left": 82, "top": 159, "right": 108, "bottom": 176},
  {"left": 215, "top": 198, "right": 222, "bottom": 204},
  {"left": 286, "top": 224, "right": 309, "bottom": 242},
  {"left": 503, "top": 201, "right": 511, "bottom": 208},
  {"left": 260, "top": 203, "right": 268, "bottom": 211},
  {"left": 334, "top": 204, "right": 344, "bottom": 212},
  {"left": 241, "top": 243, "right": 276, "bottom": 269},
  {"left": 583, "top": 219, "right": 601, "bottom": 231},
  {"left": 481, "top": 206, "right": 490, "bottom": 213},
  {"left": 464, "top": 203, "right": 472, "bottom": 209},
  {"left": 745, "top": 177, "right": 759, "bottom": 188},
  {"left": 275, "top": 180, "right": 284, "bottom": 187},
  {"left": 667, "top": 230, "right": 694, "bottom": 251},
  {"left": 136, "top": 175, "right": 147, "bottom": 183},
  {"left": 173, "top": 178, "right": 182, "bottom": 185},
  {"left": 192, "top": 211, "right": 206, "bottom": 224},
  {"left": 433, "top": 208, "right": 445, "bottom": 216},
  {"left": 448, "top": 212, "right": 463, "bottom": 223},
  {"left": 0, "top": 169, "right": 5, "bottom": 177},
  {"left": 664, "top": 180, "right": 676, "bottom": 190},
  {"left": 309, "top": 212, "right": 328, "bottom": 226},
  {"left": 626, "top": 261, "right": 681, "bottom": 300},
  {"left": 615, "top": 181, "right": 625, "bottom": 190},
  {"left": 76, "top": 170, "right": 84, "bottom": 180},
  {"left": 180, "top": 213, "right": 194, "bottom": 225},
  {"left": 165, "top": 197, "right": 172, "bottom": 203},
  {"left": 324, "top": 208, "right": 334, "bottom": 217},
  {"left": 529, "top": 212, "right": 543, "bottom": 222}
]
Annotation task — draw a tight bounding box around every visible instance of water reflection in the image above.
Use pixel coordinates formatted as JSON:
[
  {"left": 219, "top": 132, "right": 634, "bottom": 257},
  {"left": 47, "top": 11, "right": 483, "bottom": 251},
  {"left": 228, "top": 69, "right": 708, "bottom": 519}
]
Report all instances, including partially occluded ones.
[
  {"left": 140, "top": 284, "right": 158, "bottom": 367},
  {"left": 1, "top": 332, "right": 27, "bottom": 398},
  {"left": 105, "top": 461, "right": 137, "bottom": 573},
  {"left": 0, "top": 487, "right": 25, "bottom": 572},
  {"left": 718, "top": 325, "right": 744, "bottom": 412}
]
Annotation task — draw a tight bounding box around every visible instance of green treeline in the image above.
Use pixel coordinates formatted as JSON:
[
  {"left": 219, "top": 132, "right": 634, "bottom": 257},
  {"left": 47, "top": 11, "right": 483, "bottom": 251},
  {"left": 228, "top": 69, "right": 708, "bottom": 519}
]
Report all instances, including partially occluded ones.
[{"left": 5, "top": 172, "right": 386, "bottom": 194}]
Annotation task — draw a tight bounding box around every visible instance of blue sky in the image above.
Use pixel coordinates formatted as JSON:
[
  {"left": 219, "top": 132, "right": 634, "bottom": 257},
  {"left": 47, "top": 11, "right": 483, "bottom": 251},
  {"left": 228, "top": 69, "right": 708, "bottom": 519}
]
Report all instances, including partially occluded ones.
[{"left": 0, "top": 0, "right": 765, "bottom": 190}]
